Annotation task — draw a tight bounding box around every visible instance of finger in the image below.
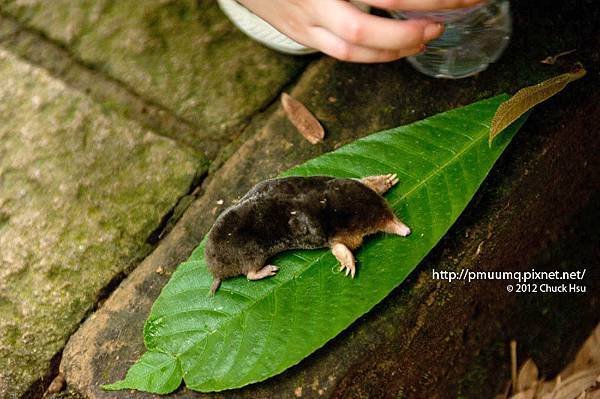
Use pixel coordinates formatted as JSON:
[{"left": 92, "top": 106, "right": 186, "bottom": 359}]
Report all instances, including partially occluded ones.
[
  {"left": 358, "top": 0, "right": 483, "bottom": 11},
  {"left": 316, "top": 0, "right": 443, "bottom": 50},
  {"left": 309, "top": 26, "right": 423, "bottom": 63}
]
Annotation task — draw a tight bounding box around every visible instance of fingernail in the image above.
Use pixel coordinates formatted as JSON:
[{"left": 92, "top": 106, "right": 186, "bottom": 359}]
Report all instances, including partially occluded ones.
[{"left": 424, "top": 23, "right": 444, "bottom": 41}]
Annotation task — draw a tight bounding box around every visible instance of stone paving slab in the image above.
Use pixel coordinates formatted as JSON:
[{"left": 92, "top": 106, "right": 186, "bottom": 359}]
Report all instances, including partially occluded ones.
[
  {"left": 0, "top": 0, "right": 307, "bottom": 150},
  {"left": 0, "top": 14, "right": 214, "bottom": 158},
  {"left": 0, "top": 47, "right": 204, "bottom": 398}
]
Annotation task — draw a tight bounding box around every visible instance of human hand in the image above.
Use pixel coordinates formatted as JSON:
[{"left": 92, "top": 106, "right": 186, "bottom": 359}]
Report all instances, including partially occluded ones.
[{"left": 237, "top": 0, "right": 483, "bottom": 63}]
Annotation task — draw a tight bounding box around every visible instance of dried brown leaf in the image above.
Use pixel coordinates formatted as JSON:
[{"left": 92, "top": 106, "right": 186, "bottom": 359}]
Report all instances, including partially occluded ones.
[
  {"left": 503, "top": 325, "right": 600, "bottom": 399},
  {"left": 489, "top": 64, "right": 586, "bottom": 145},
  {"left": 510, "top": 390, "right": 536, "bottom": 399},
  {"left": 44, "top": 372, "right": 65, "bottom": 396},
  {"left": 512, "top": 340, "right": 519, "bottom": 394},
  {"left": 564, "top": 323, "right": 600, "bottom": 376},
  {"left": 550, "top": 367, "right": 600, "bottom": 399},
  {"left": 518, "top": 359, "right": 540, "bottom": 392},
  {"left": 281, "top": 92, "right": 325, "bottom": 145},
  {"left": 588, "top": 387, "right": 600, "bottom": 399},
  {"left": 540, "top": 49, "right": 576, "bottom": 65}
]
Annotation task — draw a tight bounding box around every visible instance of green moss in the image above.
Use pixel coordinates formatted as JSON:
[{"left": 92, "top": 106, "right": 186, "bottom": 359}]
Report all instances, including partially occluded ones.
[
  {"left": 0, "top": 48, "right": 201, "bottom": 396},
  {"left": 2, "top": 0, "right": 308, "bottom": 147}
]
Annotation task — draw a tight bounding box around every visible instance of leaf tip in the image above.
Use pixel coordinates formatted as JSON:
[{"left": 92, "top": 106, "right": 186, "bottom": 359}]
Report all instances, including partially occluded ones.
[
  {"left": 489, "top": 63, "right": 587, "bottom": 143},
  {"left": 101, "top": 380, "right": 129, "bottom": 391},
  {"left": 101, "top": 351, "right": 183, "bottom": 394}
]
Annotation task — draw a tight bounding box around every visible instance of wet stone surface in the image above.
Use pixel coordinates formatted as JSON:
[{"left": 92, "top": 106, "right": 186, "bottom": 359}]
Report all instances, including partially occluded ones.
[
  {"left": 0, "top": 47, "right": 203, "bottom": 397},
  {"left": 0, "top": 0, "right": 307, "bottom": 149}
]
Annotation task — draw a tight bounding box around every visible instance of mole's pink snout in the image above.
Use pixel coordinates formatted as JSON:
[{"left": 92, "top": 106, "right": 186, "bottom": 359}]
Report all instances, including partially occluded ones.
[
  {"left": 384, "top": 219, "right": 411, "bottom": 237},
  {"left": 398, "top": 224, "right": 411, "bottom": 237}
]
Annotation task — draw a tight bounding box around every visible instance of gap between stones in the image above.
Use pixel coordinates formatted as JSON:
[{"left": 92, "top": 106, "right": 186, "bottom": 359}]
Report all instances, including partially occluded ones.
[
  {"left": 34, "top": 88, "right": 308, "bottom": 397},
  {"left": 0, "top": 12, "right": 219, "bottom": 158},
  {"left": 0, "top": 11, "right": 312, "bottom": 168},
  {"left": 19, "top": 169, "right": 207, "bottom": 399}
]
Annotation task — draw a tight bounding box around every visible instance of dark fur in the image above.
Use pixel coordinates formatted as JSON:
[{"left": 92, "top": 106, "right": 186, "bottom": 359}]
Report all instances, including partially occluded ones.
[{"left": 204, "top": 176, "right": 395, "bottom": 288}]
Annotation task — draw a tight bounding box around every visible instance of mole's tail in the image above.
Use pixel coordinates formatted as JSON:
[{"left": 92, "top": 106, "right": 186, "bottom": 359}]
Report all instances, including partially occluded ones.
[{"left": 209, "top": 278, "right": 222, "bottom": 296}]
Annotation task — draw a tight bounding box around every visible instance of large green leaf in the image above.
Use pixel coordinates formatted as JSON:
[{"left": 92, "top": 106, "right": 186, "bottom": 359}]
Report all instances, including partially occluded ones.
[{"left": 105, "top": 95, "right": 526, "bottom": 393}]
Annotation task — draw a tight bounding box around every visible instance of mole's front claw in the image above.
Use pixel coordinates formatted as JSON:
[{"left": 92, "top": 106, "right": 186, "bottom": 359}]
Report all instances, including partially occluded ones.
[
  {"left": 338, "top": 260, "right": 355, "bottom": 278},
  {"left": 387, "top": 173, "right": 399, "bottom": 187},
  {"left": 347, "top": 263, "right": 356, "bottom": 278},
  {"left": 332, "top": 243, "right": 356, "bottom": 279},
  {"left": 361, "top": 173, "right": 400, "bottom": 195}
]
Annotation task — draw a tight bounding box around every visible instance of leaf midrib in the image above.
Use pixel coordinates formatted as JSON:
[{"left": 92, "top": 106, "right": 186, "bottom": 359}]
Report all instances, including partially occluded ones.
[{"left": 169, "top": 115, "right": 491, "bottom": 388}]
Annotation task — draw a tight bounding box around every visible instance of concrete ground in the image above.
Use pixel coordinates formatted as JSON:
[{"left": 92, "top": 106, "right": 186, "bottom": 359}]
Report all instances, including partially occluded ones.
[{"left": 0, "top": 0, "right": 598, "bottom": 398}]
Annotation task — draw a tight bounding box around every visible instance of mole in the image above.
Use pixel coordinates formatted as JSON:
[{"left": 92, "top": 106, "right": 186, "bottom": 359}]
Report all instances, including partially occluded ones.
[{"left": 205, "top": 174, "right": 411, "bottom": 294}]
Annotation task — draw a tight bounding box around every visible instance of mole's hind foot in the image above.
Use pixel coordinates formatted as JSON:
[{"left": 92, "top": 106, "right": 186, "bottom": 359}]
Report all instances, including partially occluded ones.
[
  {"left": 247, "top": 265, "right": 279, "bottom": 280},
  {"left": 360, "top": 173, "right": 399, "bottom": 195},
  {"left": 332, "top": 243, "right": 356, "bottom": 278}
]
